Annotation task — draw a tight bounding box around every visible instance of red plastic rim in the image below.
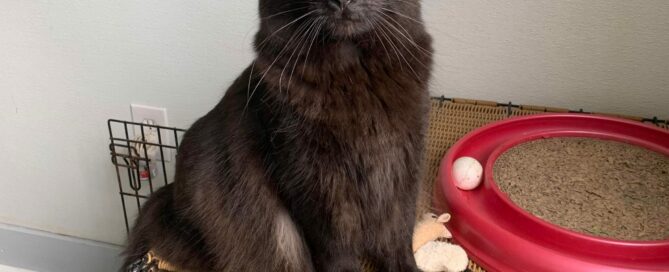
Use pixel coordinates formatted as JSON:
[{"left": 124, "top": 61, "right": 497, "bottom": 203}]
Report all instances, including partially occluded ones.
[{"left": 434, "top": 114, "right": 669, "bottom": 272}]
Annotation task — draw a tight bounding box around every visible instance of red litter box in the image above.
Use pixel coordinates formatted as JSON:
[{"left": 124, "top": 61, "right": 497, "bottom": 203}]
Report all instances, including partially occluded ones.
[{"left": 434, "top": 113, "right": 669, "bottom": 272}]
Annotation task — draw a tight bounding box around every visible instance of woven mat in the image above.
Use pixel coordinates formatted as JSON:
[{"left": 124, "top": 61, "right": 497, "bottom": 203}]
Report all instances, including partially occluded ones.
[{"left": 414, "top": 97, "right": 668, "bottom": 272}]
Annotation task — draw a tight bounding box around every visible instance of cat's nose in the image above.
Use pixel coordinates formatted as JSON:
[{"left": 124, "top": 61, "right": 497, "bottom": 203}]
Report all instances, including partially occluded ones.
[{"left": 328, "top": 0, "right": 353, "bottom": 10}]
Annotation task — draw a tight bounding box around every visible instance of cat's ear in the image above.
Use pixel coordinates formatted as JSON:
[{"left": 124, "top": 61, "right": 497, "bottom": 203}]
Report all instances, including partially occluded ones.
[{"left": 437, "top": 213, "right": 451, "bottom": 223}]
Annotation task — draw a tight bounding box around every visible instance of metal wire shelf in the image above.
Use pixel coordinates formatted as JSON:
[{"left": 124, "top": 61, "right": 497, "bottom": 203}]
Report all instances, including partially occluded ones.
[{"left": 107, "top": 119, "right": 186, "bottom": 233}]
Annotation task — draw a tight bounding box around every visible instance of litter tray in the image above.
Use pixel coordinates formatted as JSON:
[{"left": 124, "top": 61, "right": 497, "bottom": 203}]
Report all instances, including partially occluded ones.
[{"left": 434, "top": 113, "right": 669, "bottom": 272}]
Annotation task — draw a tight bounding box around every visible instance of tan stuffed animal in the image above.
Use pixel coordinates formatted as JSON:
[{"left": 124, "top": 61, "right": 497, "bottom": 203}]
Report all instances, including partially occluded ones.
[{"left": 413, "top": 213, "right": 469, "bottom": 272}]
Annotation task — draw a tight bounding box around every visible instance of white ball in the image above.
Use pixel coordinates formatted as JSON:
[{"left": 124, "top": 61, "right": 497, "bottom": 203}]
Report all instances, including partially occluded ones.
[{"left": 452, "top": 157, "right": 483, "bottom": 190}]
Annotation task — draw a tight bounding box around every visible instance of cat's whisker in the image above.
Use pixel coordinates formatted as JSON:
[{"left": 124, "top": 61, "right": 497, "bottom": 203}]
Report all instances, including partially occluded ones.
[
  {"left": 256, "top": 10, "right": 317, "bottom": 53},
  {"left": 378, "top": 12, "right": 432, "bottom": 58},
  {"left": 247, "top": 60, "right": 257, "bottom": 106},
  {"left": 393, "top": 0, "right": 421, "bottom": 9},
  {"left": 380, "top": 7, "right": 424, "bottom": 27},
  {"left": 260, "top": 6, "right": 309, "bottom": 21},
  {"left": 376, "top": 15, "right": 420, "bottom": 57},
  {"left": 245, "top": 12, "right": 315, "bottom": 114},
  {"left": 249, "top": 10, "right": 317, "bottom": 103},
  {"left": 280, "top": 19, "right": 316, "bottom": 93},
  {"left": 298, "top": 18, "right": 325, "bottom": 80},
  {"left": 287, "top": 17, "right": 322, "bottom": 92},
  {"left": 376, "top": 14, "right": 431, "bottom": 73},
  {"left": 375, "top": 15, "right": 421, "bottom": 80},
  {"left": 367, "top": 18, "right": 393, "bottom": 64},
  {"left": 382, "top": 6, "right": 465, "bottom": 46},
  {"left": 377, "top": 12, "right": 455, "bottom": 87},
  {"left": 373, "top": 14, "right": 405, "bottom": 72}
]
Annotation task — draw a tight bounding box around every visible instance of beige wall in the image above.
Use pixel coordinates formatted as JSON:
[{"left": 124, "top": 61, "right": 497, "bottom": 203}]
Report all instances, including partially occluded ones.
[
  {"left": 425, "top": 0, "right": 669, "bottom": 118},
  {"left": 0, "top": 0, "right": 667, "bottom": 245},
  {"left": 1, "top": 1, "right": 257, "bottom": 245}
]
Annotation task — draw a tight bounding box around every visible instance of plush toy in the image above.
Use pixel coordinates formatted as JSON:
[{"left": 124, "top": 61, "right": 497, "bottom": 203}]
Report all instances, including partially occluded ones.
[{"left": 413, "top": 213, "right": 469, "bottom": 272}]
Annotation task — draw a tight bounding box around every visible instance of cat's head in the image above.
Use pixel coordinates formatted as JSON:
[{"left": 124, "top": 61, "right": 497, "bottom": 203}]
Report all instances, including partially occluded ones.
[{"left": 257, "top": 0, "right": 423, "bottom": 40}]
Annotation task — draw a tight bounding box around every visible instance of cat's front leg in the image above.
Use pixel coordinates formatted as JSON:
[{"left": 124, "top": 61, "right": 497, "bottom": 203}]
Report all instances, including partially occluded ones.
[
  {"left": 303, "top": 202, "right": 365, "bottom": 272},
  {"left": 313, "top": 249, "right": 363, "bottom": 272},
  {"left": 366, "top": 202, "right": 421, "bottom": 272},
  {"left": 368, "top": 231, "right": 420, "bottom": 272}
]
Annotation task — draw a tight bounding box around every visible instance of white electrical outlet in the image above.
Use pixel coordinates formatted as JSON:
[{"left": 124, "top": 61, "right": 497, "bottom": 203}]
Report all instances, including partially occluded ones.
[{"left": 130, "top": 104, "right": 172, "bottom": 161}]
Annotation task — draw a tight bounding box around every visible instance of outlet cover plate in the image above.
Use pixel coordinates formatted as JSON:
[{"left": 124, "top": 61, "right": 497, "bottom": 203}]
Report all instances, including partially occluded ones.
[{"left": 130, "top": 104, "right": 172, "bottom": 161}]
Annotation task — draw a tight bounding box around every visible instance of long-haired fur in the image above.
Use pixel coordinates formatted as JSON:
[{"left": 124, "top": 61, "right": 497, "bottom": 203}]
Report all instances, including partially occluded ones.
[{"left": 124, "top": 0, "right": 433, "bottom": 271}]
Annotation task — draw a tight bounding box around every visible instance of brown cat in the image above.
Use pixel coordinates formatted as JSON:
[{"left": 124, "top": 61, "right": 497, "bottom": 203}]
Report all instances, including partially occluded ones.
[{"left": 124, "top": 0, "right": 433, "bottom": 271}]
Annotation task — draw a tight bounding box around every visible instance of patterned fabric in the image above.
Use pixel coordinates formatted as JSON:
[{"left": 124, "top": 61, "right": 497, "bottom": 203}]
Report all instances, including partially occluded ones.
[
  {"left": 126, "top": 254, "right": 160, "bottom": 272},
  {"left": 126, "top": 252, "right": 179, "bottom": 272}
]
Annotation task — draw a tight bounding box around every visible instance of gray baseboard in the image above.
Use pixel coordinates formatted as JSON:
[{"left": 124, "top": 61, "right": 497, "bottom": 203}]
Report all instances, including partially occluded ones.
[{"left": 0, "top": 223, "right": 123, "bottom": 272}]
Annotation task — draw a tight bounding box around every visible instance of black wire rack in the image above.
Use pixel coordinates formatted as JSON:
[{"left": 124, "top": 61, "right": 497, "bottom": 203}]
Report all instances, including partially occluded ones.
[{"left": 108, "top": 119, "right": 186, "bottom": 233}]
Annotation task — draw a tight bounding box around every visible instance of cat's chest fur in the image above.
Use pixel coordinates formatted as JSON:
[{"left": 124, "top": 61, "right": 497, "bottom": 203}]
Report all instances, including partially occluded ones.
[{"left": 260, "top": 41, "right": 428, "bottom": 207}]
